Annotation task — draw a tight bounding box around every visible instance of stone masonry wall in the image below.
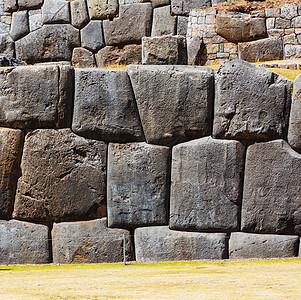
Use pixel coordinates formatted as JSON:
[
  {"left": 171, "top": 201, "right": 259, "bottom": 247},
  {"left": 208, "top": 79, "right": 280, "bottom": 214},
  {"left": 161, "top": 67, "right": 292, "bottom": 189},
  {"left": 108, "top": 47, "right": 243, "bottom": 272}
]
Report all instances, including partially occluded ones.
[{"left": 0, "top": 59, "right": 301, "bottom": 264}]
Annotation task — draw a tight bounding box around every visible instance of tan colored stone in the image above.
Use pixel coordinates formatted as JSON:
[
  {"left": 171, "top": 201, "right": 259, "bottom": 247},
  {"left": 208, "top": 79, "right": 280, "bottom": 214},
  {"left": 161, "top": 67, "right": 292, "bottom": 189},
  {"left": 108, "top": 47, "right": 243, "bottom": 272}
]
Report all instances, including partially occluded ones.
[{"left": 72, "top": 47, "right": 96, "bottom": 68}]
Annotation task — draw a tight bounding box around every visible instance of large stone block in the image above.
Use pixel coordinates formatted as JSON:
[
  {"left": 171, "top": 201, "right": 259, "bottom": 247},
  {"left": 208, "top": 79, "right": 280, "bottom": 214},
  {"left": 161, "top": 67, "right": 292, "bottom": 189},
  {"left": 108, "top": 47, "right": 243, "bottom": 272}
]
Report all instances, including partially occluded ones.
[
  {"left": 103, "top": 4, "right": 152, "bottom": 45},
  {"left": 241, "top": 140, "right": 301, "bottom": 235},
  {"left": 187, "top": 35, "right": 203, "bottom": 65},
  {"left": 229, "top": 232, "right": 299, "bottom": 259},
  {"left": 0, "top": 220, "right": 49, "bottom": 264},
  {"left": 0, "top": 65, "right": 73, "bottom": 128},
  {"left": 216, "top": 11, "right": 267, "bottom": 43},
  {"left": 238, "top": 37, "right": 283, "bottom": 62},
  {"left": 213, "top": 60, "right": 292, "bottom": 139},
  {"left": 87, "top": 0, "right": 118, "bottom": 19},
  {"left": 81, "top": 20, "right": 105, "bottom": 51},
  {"left": 15, "top": 24, "right": 80, "bottom": 63},
  {"left": 151, "top": 5, "right": 176, "bottom": 37},
  {"left": 142, "top": 35, "right": 187, "bottom": 65},
  {"left": 53, "top": 218, "right": 133, "bottom": 264},
  {"left": 171, "top": 0, "right": 210, "bottom": 16},
  {"left": 127, "top": 65, "right": 213, "bottom": 146},
  {"left": 28, "top": 9, "right": 43, "bottom": 31},
  {"left": 107, "top": 143, "right": 170, "bottom": 228},
  {"left": 10, "top": 11, "right": 30, "bottom": 41},
  {"left": 0, "top": 128, "right": 23, "bottom": 218},
  {"left": 73, "top": 69, "right": 143, "bottom": 142},
  {"left": 4, "top": 0, "right": 18, "bottom": 12},
  {"left": 18, "top": 0, "right": 43, "bottom": 9},
  {"left": 288, "top": 75, "right": 301, "bottom": 152},
  {"left": 71, "top": 0, "right": 89, "bottom": 29},
  {"left": 13, "top": 129, "right": 107, "bottom": 222},
  {"left": 0, "top": 34, "right": 14, "bottom": 56},
  {"left": 42, "top": 0, "right": 70, "bottom": 24},
  {"left": 72, "top": 47, "right": 96, "bottom": 67},
  {"left": 170, "top": 137, "right": 244, "bottom": 232},
  {"left": 135, "top": 226, "right": 228, "bottom": 262}
]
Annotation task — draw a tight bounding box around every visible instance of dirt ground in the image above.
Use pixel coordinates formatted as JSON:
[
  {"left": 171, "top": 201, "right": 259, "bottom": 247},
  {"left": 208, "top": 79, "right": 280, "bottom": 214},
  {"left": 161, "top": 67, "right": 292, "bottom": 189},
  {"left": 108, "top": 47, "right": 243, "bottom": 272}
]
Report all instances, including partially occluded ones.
[{"left": 0, "top": 258, "right": 300, "bottom": 299}]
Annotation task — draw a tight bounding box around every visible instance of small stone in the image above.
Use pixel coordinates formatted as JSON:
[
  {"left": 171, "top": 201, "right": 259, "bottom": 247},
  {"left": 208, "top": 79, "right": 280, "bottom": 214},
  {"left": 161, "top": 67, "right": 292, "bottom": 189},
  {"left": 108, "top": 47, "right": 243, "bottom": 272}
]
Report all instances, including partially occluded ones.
[
  {"left": 0, "top": 33, "right": 14, "bottom": 56},
  {"left": 0, "top": 220, "right": 49, "bottom": 264},
  {"left": 4, "top": 0, "right": 18, "bottom": 12},
  {"left": 281, "top": 4, "right": 298, "bottom": 19},
  {"left": 266, "top": 17, "right": 275, "bottom": 30},
  {"left": 135, "top": 226, "right": 228, "bottom": 262},
  {"left": 229, "top": 232, "right": 299, "bottom": 259},
  {"left": 284, "top": 33, "right": 298, "bottom": 45},
  {"left": 71, "top": 47, "right": 96, "bottom": 67},
  {"left": 28, "top": 9, "right": 42, "bottom": 31},
  {"left": 72, "top": 68, "right": 144, "bottom": 142},
  {"left": 151, "top": 0, "right": 170, "bottom": 8},
  {"left": 292, "top": 16, "right": 301, "bottom": 28},
  {"left": 71, "top": 0, "right": 89, "bottom": 29},
  {"left": 18, "top": 0, "right": 43, "bottom": 9},
  {"left": 265, "top": 8, "right": 280, "bottom": 18},
  {"left": 187, "top": 35, "right": 203, "bottom": 65},
  {"left": 267, "top": 28, "right": 284, "bottom": 37},
  {"left": 127, "top": 65, "right": 213, "bottom": 146},
  {"left": 151, "top": 5, "right": 176, "bottom": 36},
  {"left": 87, "top": 0, "right": 118, "bottom": 19},
  {"left": 0, "top": 21, "right": 10, "bottom": 35},
  {"left": 107, "top": 143, "right": 170, "bottom": 228},
  {"left": 177, "top": 16, "right": 188, "bottom": 35},
  {"left": 142, "top": 35, "right": 187, "bottom": 65},
  {"left": 42, "top": 0, "right": 70, "bottom": 24},
  {"left": 285, "top": 45, "right": 301, "bottom": 59},
  {"left": 10, "top": 11, "right": 29, "bottom": 41},
  {"left": 275, "top": 17, "right": 291, "bottom": 29},
  {"left": 0, "top": 54, "right": 25, "bottom": 66},
  {"left": 81, "top": 20, "right": 105, "bottom": 51},
  {"left": 171, "top": 0, "right": 210, "bottom": 16},
  {"left": 52, "top": 218, "right": 133, "bottom": 264}
]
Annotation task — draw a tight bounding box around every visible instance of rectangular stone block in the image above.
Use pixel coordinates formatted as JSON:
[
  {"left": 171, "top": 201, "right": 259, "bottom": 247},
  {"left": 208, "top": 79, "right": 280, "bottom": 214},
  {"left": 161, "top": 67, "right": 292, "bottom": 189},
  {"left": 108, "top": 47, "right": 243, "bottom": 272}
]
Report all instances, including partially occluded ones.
[
  {"left": 107, "top": 142, "right": 170, "bottom": 228},
  {"left": 0, "top": 220, "right": 49, "bottom": 264},
  {"left": 42, "top": 0, "right": 70, "bottom": 24},
  {"left": 135, "top": 226, "right": 228, "bottom": 262},
  {"left": 171, "top": 0, "right": 210, "bottom": 16},
  {"left": 13, "top": 129, "right": 107, "bottom": 222},
  {"left": 151, "top": 5, "right": 176, "bottom": 37},
  {"left": 0, "top": 64, "right": 73, "bottom": 128},
  {"left": 88, "top": 0, "right": 118, "bottom": 19},
  {"left": 53, "top": 218, "right": 133, "bottom": 264},
  {"left": 18, "top": 0, "right": 43, "bottom": 9},
  {"left": 229, "top": 232, "right": 299, "bottom": 259}
]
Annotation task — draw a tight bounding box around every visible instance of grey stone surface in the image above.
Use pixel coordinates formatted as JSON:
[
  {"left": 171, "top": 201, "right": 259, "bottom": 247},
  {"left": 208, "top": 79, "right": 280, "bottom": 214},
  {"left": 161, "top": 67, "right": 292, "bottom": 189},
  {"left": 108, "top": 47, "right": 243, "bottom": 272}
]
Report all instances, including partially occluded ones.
[
  {"left": 0, "top": 65, "right": 73, "bottom": 128},
  {"left": 238, "top": 37, "right": 283, "bottom": 62},
  {"left": 281, "top": 4, "right": 298, "bottom": 19},
  {"left": 177, "top": 16, "right": 188, "bottom": 36},
  {"left": 103, "top": 3, "right": 152, "bottom": 45},
  {"left": 71, "top": 0, "right": 89, "bottom": 29},
  {"left": 170, "top": 137, "right": 244, "bottom": 232},
  {"left": 229, "top": 232, "right": 299, "bottom": 259},
  {"left": 81, "top": 20, "right": 105, "bottom": 51},
  {"left": 53, "top": 218, "right": 133, "bottom": 264},
  {"left": 142, "top": 35, "right": 187, "bottom": 65},
  {"left": 0, "top": 54, "right": 25, "bottom": 66},
  {"left": 241, "top": 140, "right": 301, "bottom": 235},
  {"left": 0, "top": 220, "right": 49, "bottom": 264},
  {"left": 213, "top": 60, "right": 292, "bottom": 139},
  {"left": 135, "top": 226, "right": 228, "bottom": 262},
  {"left": 216, "top": 12, "right": 267, "bottom": 43},
  {"left": 275, "top": 17, "right": 291, "bottom": 29},
  {"left": 285, "top": 45, "right": 301, "bottom": 59},
  {"left": 72, "top": 68, "right": 144, "bottom": 142},
  {"left": 107, "top": 143, "right": 170, "bottom": 228},
  {"left": 171, "top": 0, "right": 210, "bottom": 16},
  {"left": 151, "top": 0, "right": 170, "bottom": 8},
  {"left": 151, "top": 5, "right": 176, "bottom": 37},
  {"left": 13, "top": 129, "right": 107, "bottom": 222},
  {"left": 127, "top": 65, "right": 213, "bottom": 146},
  {"left": 28, "top": 9, "right": 42, "bottom": 31},
  {"left": 87, "top": 0, "right": 118, "bottom": 19},
  {"left": 42, "top": 0, "right": 70, "bottom": 24},
  {"left": 288, "top": 75, "right": 301, "bottom": 153},
  {"left": 18, "top": 0, "right": 43, "bottom": 9},
  {"left": 72, "top": 47, "right": 96, "bottom": 67},
  {"left": 15, "top": 24, "right": 80, "bottom": 63},
  {"left": 0, "top": 33, "right": 14, "bottom": 56},
  {"left": 0, "top": 128, "right": 23, "bottom": 218},
  {"left": 4, "top": 0, "right": 17, "bottom": 12},
  {"left": 187, "top": 35, "right": 203, "bottom": 65},
  {"left": 10, "top": 11, "right": 29, "bottom": 41},
  {"left": 0, "top": 20, "right": 10, "bottom": 34}
]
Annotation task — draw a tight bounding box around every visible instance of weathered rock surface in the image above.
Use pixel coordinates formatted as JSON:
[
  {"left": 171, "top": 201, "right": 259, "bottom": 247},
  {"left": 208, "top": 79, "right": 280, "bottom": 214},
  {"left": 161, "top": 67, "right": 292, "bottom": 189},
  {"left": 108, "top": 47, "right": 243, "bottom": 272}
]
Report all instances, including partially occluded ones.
[
  {"left": 135, "top": 226, "right": 228, "bottom": 262},
  {"left": 10, "top": 11, "right": 29, "bottom": 41},
  {"left": 238, "top": 37, "right": 283, "bottom": 62},
  {"left": 87, "top": 0, "right": 118, "bottom": 19},
  {"left": 285, "top": 45, "right": 301, "bottom": 59},
  {"left": 4, "top": 0, "right": 18, "bottom": 12},
  {"left": 18, "top": 0, "right": 43, "bottom": 9},
  {"left": 127, "top": 65, "right": 213, "bottom": 146},
  {"left": 177, "top": 16, "right": 188, "bottom": 36},
  {"left": 103, "top": 4, "right": 152, "bottom": 45},
  {"left": 213, "top": 60, "right": 292, "bottom": 139},
  {"left": 95, "top": 44, "right": 142, "bottom": 67},
  {"left": 0, "top": 34, "right": 14, "bottom": 56},
  {"left": 0, "top": 54, "right": 25, "bottom": 66},
  {"left": 151, "top": 5, "right": 176, "bottom": 36},
  {"left": 170, "top": 137, "right": 244, "bottom": 232},
  {"left": 72, "top": 47, "right": 96, "bottom": 67},
  {"left": 0, "top": 65, "right": 73, "bottom": 128},
  {"left": 171, "top": 0, "right": 210, "bottom": 16},
  {"left": 81, "top": 20, "right": 105, "bottom": 51},
  {"left": 28, "top": 9, "right": 43, "bottom": 31},
  {"left": 241, "top": 140, "right": 301, "bottom": 235},
  {"left": 142, "top": 35, "right": 187, "bottom": 65},
  {"left": 52, "top": 218, "right": 133, "bottom": 264},
  {"left": 187, "top": 35, "right": 203, "bottom": 65},
  {"left": 73, "top": 68, "right": 143, "bottom": 142},
  {"left": 229, "top": 232, "right": 299, "bottom": 259},
  {"left": 216, "top": 12, "right": 267, "bottom": 43},
  {"left": 0, "top": 220, "right": 49, "bottom": 264},
  {"left": 42, "top": 0, "right": 70, "bottom": 24},
  {"left": 13, "top": 129, "right": 107, "bottom": 222},
  {"left": 107, "top": 143, "right": 170, "bottom": 228},
  {"left": 0, "top": 128, "right": 23, "bottom": 218},
  {"left": 151, "top": 0, "right": 170, "bottom": 8},
  {"left": 15, "top": 24, "right": 80, "bottom": 63},
  {"left": 288, "top": 75, "right": 301, "bottom": 153},
  {"left": 71, "top": 0, "right": 89, "bottom": 28}
]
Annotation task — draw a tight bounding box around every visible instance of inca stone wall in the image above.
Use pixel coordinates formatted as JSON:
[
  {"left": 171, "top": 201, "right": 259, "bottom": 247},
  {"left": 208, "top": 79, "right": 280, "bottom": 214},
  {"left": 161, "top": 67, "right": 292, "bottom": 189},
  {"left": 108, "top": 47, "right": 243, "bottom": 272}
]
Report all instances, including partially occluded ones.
[{"left": 0, "top": 59, "right": 301, "bottom": 264}]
